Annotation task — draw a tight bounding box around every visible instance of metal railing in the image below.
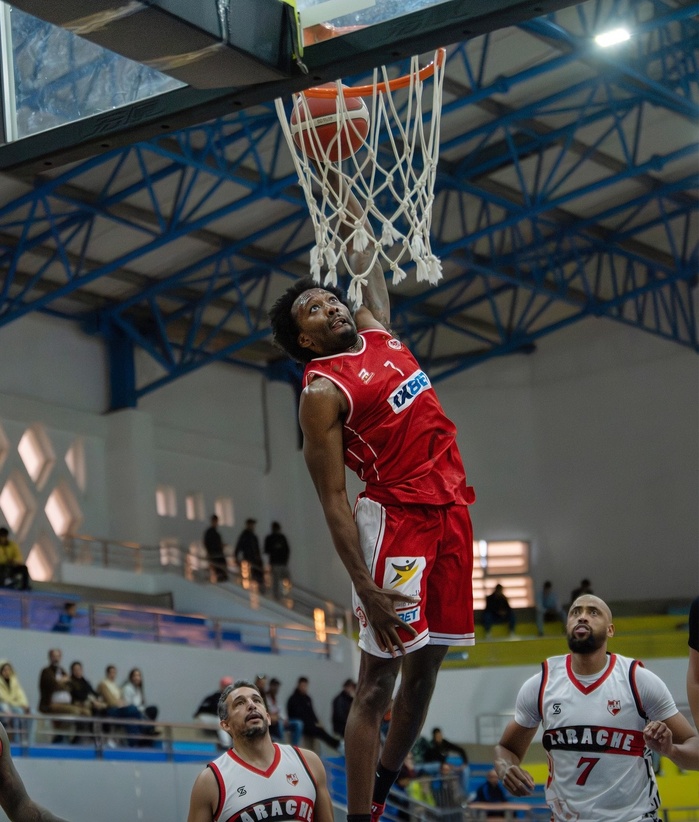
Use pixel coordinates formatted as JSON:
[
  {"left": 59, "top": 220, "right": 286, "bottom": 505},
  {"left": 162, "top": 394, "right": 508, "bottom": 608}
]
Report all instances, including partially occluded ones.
[
  {"left": 0, "top": 588, "right": 342, "bottom": 658},
  {"left": 62, "top": 532, "right": 352, "bottom": 633}
]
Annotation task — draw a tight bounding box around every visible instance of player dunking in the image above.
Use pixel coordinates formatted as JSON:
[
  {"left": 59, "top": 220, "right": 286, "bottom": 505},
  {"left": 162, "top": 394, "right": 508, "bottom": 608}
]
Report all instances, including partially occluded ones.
[
  {"left": 187, "top": 680, "right": 333, "bottom": 822},
  {"left": 495, "top": 595, "right": 699, "bottom": 822},
  {"left": 269, "top": 190, "right": 475, "bottom": 820}
]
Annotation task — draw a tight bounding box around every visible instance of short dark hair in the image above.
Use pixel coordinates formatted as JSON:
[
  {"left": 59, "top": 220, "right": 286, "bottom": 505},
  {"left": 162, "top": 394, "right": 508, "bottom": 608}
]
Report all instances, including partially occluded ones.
[
  {"left": 218, "top": 678, "right": 264, "bottom": 721},
  {"left": 268, "top": 277, "right": 349, "bottom": 364}
]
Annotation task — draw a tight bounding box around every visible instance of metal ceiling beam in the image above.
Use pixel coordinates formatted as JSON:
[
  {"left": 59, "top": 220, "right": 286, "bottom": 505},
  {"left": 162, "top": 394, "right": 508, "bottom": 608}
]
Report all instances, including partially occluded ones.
[
  {"left": 0, "top": 0, "right": 584, "bottom": 175},
  {"left": 0, "top": 0, "right": 696, "bottom": 403}
]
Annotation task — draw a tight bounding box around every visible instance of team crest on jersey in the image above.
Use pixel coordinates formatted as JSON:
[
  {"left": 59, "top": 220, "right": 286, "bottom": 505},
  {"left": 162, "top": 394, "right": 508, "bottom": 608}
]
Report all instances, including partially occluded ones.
[
  {"left": 287, "top": 773, "right": 299, "bottom": 786},
  {"left": 387, "top": 338, "right": 402, "bottom": 350},
  {"left": 607, "top": 699, "right": 621, "bottom": 716}
]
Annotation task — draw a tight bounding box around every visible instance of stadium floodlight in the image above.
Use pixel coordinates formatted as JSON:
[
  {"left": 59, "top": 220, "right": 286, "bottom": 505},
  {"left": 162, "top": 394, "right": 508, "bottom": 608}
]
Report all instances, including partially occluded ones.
[{"left": 594, "top": 27, "right": 631, "bottom": 47}]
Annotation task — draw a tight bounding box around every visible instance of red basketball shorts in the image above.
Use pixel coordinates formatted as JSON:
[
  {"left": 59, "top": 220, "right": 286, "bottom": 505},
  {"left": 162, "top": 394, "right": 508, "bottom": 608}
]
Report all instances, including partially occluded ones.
[{"left": 352, "top": 495, "right": 475, "bottom": 658}]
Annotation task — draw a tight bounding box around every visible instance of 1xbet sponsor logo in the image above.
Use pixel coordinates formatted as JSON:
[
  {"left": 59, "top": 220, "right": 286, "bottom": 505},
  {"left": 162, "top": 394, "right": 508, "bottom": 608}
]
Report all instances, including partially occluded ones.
[{"left": 387, "top": 370, "right": 431, "bottom": 413}]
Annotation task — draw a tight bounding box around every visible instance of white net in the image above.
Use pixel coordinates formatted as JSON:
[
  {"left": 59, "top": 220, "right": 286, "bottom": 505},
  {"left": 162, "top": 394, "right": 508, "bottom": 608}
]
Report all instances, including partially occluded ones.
[{"left": 275, "top": 51, "right": 445, "bottom": 304}]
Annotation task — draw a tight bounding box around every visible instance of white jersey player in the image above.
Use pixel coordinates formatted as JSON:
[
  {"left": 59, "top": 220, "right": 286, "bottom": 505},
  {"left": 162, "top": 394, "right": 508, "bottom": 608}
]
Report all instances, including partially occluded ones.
[
  {"left": 494, "top": 596, "right": 699, "bottom": 822},
  {"left": 187, "top": 681, "right": 334, "bottom": 822}
]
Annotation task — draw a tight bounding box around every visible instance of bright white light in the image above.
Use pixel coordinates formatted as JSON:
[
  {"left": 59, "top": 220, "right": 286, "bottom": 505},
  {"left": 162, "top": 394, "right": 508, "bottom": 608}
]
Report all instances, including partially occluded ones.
[{"left": 595, "top": 27, "right": 631, "bottom": 48}]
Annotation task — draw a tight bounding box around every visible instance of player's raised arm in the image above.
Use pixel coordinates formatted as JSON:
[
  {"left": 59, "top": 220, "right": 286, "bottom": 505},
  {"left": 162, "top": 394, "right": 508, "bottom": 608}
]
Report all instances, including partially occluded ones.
[{"left": 325, "top": 168, "right": 390, "bottom": 329}]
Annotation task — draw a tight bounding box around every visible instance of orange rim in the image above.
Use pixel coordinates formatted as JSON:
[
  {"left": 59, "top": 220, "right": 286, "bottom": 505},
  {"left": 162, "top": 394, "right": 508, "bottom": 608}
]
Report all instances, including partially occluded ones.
[{"left": 301, "top": 48, "right": 446, "bottom": 98}]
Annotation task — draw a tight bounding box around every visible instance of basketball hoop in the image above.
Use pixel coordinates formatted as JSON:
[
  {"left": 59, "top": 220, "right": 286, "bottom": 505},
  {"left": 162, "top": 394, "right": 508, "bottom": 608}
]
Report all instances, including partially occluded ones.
[{"left": 275, "top": 50, "right": 446, "bottom": 303}]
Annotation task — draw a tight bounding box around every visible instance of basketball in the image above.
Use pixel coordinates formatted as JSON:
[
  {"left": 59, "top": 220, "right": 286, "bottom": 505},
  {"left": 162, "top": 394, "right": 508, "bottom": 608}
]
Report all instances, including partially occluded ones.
[{"left": 290, "top": 89, "right": 369, "bottom": 163}]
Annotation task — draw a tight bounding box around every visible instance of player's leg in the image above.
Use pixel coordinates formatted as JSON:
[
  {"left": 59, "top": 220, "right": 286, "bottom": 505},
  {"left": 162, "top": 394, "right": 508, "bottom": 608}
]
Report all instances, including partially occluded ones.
[
  {"left": 344, "top": 650, "right": 401, "bottom": 815},
  {"left": 379, "top": 643, "right": 449, "bottom": 771}
]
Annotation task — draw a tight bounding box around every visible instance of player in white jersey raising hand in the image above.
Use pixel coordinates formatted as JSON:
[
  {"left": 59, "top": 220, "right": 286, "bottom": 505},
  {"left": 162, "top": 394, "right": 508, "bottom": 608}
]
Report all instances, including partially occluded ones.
[
  {"left": 494, "top": 595, "right": 699, "bottom": 822},
  {"left": 187, "top": 680, "right": 333, "bottom": 822}
]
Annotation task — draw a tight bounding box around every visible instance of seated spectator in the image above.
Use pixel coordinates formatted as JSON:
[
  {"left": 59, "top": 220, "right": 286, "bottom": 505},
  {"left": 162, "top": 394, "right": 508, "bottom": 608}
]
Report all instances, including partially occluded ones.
[
  {"left": 265, "top": 677, "right": 302, "bottom": 747},
  {"left": 97, "top": 664, "right": 148, "bottom": 747},
  {"left": 473, "top": 769, "right": 508, "bottom": 817},
  {"left": 51, "top": 603, "right": 77, "bottom": 634},
  {"left": 194, "top": 676, "right": 233, "bottom": 750},
  {"left": 432, "top": 761, "right": 463, "bottom": 820},
  {"left": 286, "top": 676, "right": 341, "bottom": 752},
  {"left": 483, "top": 584, "right": 516, "bottom": 638},
  {"left": 331, "top": 679, "right": 356, "bottom": 738},
  {"left": 536, "top": 580, "right": 566, "bottom": 636},
  {"left": 0, "top": 660, "right": 30, "bottom": 742},
  {"left": 68, "top": 661, "right": 107, "bottom": 742},
  {"left": 0, "top": 528, "right": 31, "bottom": 591},
  {"left": 122, "top": 668, "right": 159, "bottom": 741},
  {"left": 38, "top": 649, "right": 91, "bottom": 743},
  {"left": 424, "top": 727, "right": 470, "bottom": 795}
]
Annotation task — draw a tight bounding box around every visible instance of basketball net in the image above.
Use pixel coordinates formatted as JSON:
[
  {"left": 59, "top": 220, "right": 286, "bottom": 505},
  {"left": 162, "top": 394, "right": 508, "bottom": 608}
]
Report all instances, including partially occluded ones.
[{"left": 275, "top": 51, "right": 446, "bottom": 304}]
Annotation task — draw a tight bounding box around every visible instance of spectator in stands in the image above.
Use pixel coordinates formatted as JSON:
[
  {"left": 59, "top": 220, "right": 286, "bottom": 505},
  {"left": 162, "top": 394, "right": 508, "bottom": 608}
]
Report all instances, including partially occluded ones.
[
  {"left": 0, "top": 720, "right": 71, "bottom": 822},
  {"left": 569, "top": 577, "right": 593, "bottom": 605},
  {"left": 473, "top": 769, "right": 508, "bottom": 816},
  {"left": 286, "top": 676, "right": 341, "bottom": 752},
  {"left": 0, "top": 528, "right": 31, "bottom": 591},
  {"left": 535, "top": 580, "right": 566, "bottom": 636},
  {"left": 203, "top": 514, "right": 228, "bottom": 583},
  {"left": 0, "top": 661, "right": 30, "bottom": 742},
  {"left": 194, "top": 676, "right": 233, "bottom": 749},
  {"left": 235, "top": 518, "right": 264, "bottom": 591},
  {"left": 96, "top": 664, "right": 144, "bottom": 746},
  {"left": 68, "top": 661, "right": 107, "bottom": 743},
  {"left": 424, "top": 727, "right": 470, "bottom": 795},
  {"left": 38, "top": 649, "right": 91, "bottom": 743},
  {"left": 688, "top": 596, "right": 699, "bottom": 730},
  {"left": 483, "top": 584, "right": 516, "bottom": 639},
  {"left": 122, "top": 668, "right": 159, "bottom": 731},
  {"left": 432, "top": 761, "right": 463, "bottom": 820},
  {"left": 331, "top": 678, "right": 356, "bottom": 738},
  {"left": 264, "top": 521, "right": 291, "bottom": 600},
  {"left": 51, "top": 602, "right": 77, "bottom": 633},
  {"left": 266, "top": 677, "right": 303, "bottom": 747}
]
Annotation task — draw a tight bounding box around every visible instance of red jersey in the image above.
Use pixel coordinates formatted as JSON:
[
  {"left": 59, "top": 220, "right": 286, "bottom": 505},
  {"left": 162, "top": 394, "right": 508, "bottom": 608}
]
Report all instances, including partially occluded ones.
[{"left": 303, "top": 328, "right": 469, "bottom": 506}]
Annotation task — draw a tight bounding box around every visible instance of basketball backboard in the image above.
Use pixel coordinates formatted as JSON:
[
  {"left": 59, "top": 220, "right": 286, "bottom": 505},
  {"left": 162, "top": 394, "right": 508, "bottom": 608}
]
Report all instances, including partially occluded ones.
[{"left": 0, "top": 0, "right": 584, "bottom": 174}]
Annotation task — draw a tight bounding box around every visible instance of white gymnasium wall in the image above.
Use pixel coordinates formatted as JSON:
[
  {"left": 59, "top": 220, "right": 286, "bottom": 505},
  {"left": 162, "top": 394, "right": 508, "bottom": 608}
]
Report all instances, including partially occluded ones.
[{"left": 0, "top": 312, "right": 696, "bottom": 608}]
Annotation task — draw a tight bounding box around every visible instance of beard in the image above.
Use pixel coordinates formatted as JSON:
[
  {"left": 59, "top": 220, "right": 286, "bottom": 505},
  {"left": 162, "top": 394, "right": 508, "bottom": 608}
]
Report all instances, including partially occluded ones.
[
  {"left": 241, "top": 718, "right": 269, "bottom": 739},
  {"left": 567, "top": 628, "right": 606, "bottom": 654}
]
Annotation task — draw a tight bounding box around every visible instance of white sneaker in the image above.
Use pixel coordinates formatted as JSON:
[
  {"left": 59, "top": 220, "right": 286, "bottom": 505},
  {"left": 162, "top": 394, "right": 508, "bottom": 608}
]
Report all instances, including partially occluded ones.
[{"left": 105, "top": 738, "right": 118, "bottom": 749}]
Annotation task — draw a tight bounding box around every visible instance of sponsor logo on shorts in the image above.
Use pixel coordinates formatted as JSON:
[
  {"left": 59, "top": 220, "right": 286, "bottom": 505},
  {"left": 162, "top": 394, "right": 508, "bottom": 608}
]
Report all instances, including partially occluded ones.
[
  {"left": 387, "top": 370, "right": 431, "bottom": 414},
  {"left": 383, "top": 557, "right": 425, "bottom": 599},
  {"left": 398, "top": 606, "right": 420, "bottom": 624}
]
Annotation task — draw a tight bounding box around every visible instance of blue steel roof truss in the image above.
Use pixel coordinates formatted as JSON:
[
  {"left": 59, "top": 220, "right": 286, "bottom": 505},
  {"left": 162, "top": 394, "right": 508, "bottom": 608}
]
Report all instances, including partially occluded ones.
[{"left": 0, "top": 0, "right": 696, "bottom": 408}]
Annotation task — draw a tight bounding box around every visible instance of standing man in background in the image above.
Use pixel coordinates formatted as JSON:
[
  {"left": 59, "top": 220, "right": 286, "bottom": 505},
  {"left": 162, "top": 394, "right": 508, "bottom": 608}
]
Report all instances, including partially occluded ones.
[
  {"left": 203, "top": 515, "right": 228, "bottom": 583},
  {"left": 264, "top": 522, "right": 291, "bottom": 600},
  {"left": 494, "top": 595, "right": 699, "bottom": 822},
  {"left": 234, "top": 518, "right": 264, "bottom": 591},
  {"left": 269, "top": 186, "right": 475, "bottom": 822}
]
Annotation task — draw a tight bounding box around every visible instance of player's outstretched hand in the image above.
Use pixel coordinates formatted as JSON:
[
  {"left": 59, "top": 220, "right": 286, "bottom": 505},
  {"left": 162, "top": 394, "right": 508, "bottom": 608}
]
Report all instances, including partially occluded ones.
[
  {"left": 644, "top": 720, "right": 673, "bottom": 756},
  {"left": 360, "top": 587, "right": 419, "bottom": 657},
  {"left": 500, "top": 764, "right": 536, "bottom": 797}
]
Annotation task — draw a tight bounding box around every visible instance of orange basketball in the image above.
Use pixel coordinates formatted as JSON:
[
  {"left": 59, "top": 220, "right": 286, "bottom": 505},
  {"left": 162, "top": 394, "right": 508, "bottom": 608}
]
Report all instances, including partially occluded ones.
[{"left": 290, "top": 90, "right": 369, "bottom": 163}]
